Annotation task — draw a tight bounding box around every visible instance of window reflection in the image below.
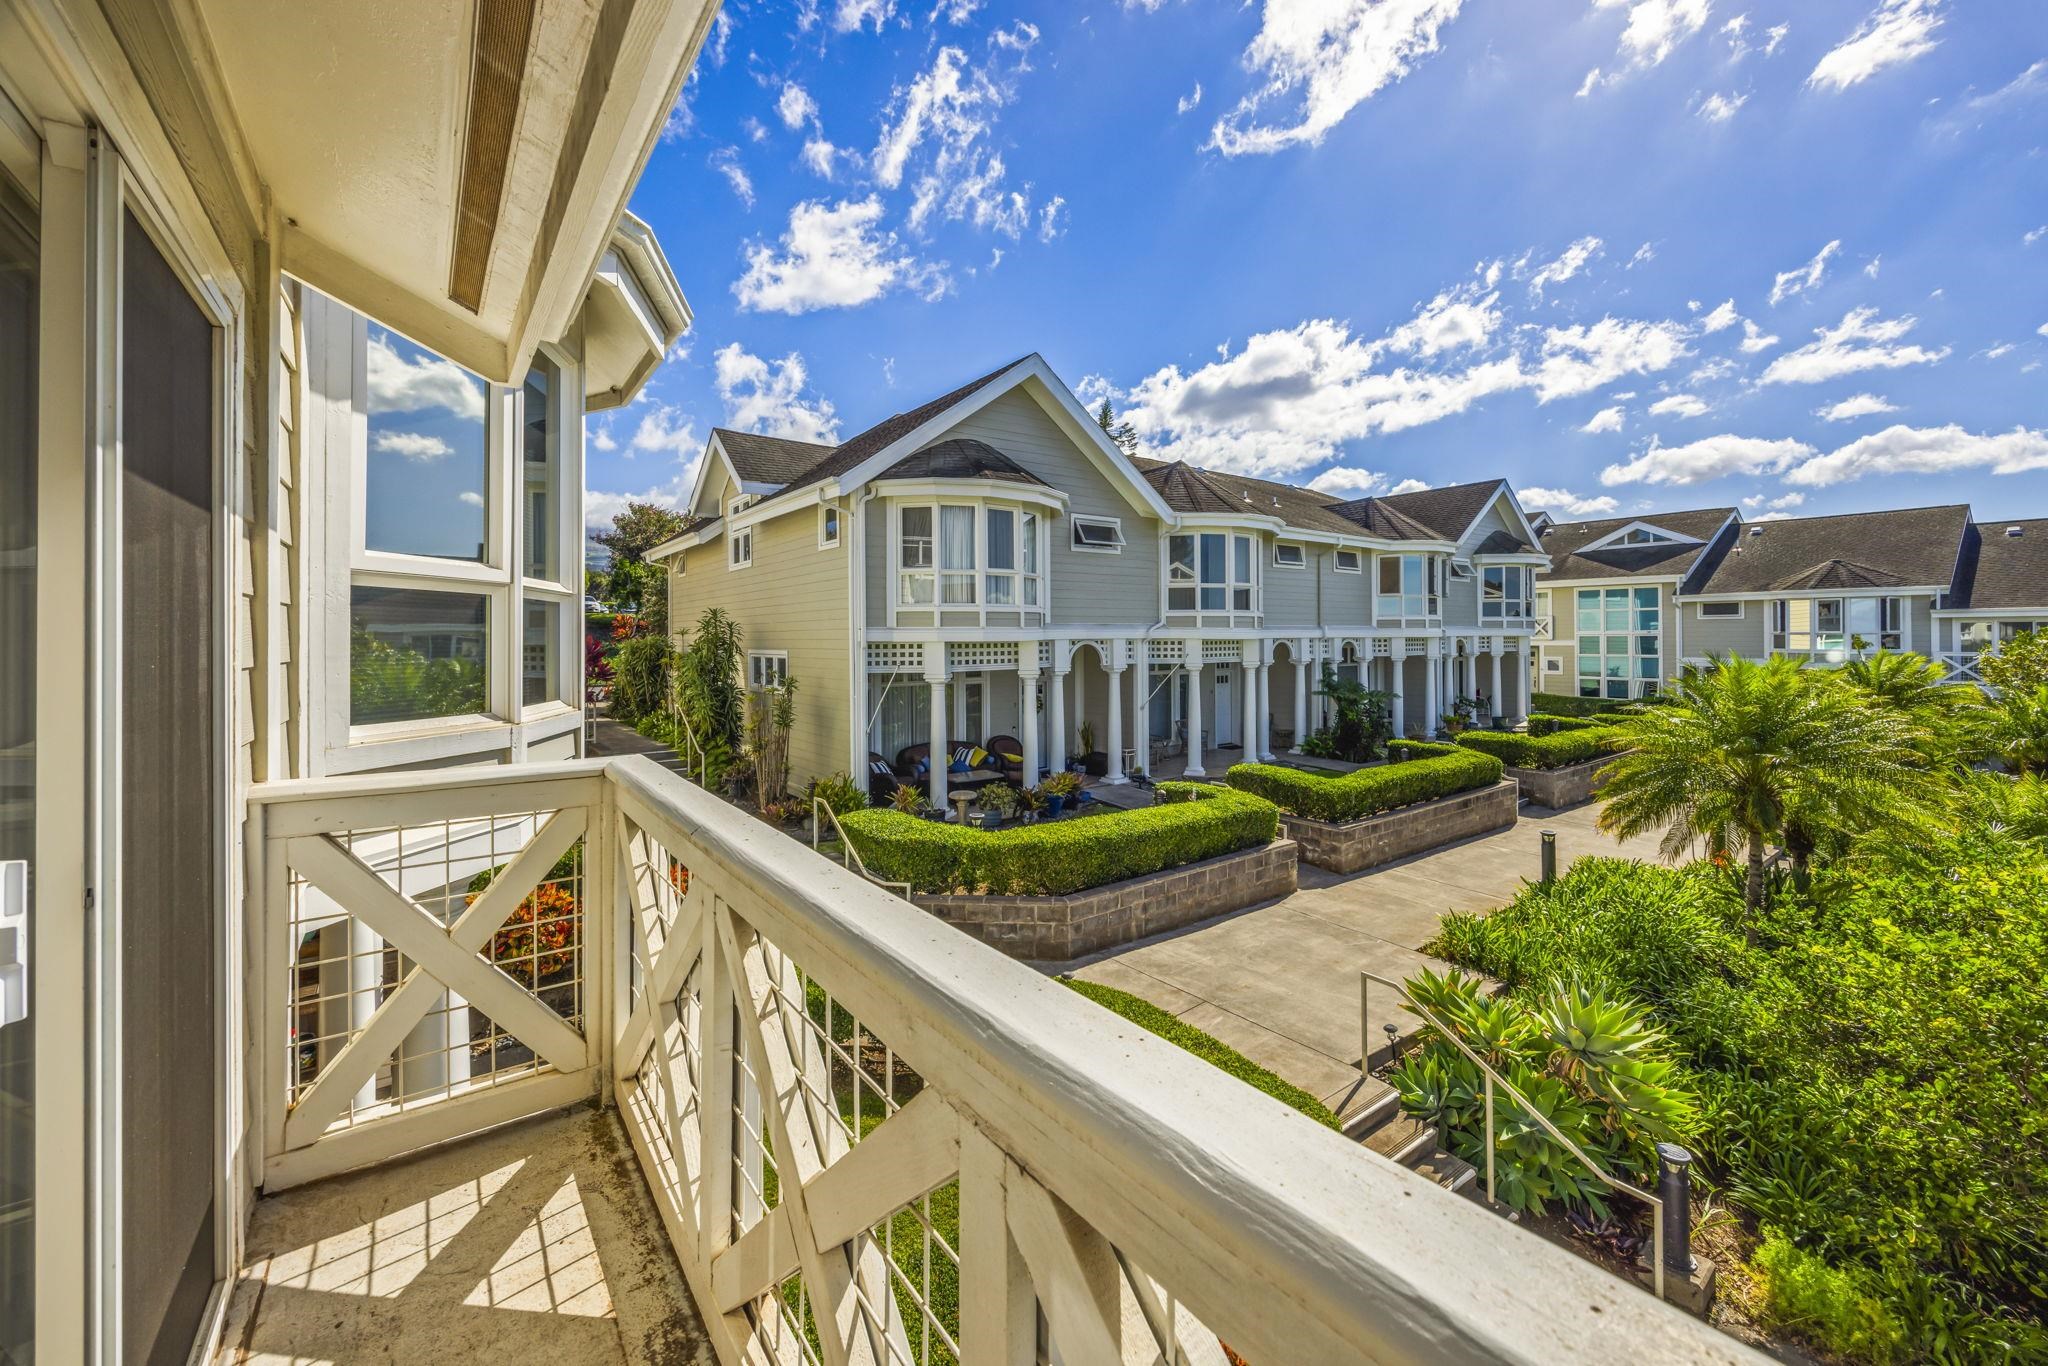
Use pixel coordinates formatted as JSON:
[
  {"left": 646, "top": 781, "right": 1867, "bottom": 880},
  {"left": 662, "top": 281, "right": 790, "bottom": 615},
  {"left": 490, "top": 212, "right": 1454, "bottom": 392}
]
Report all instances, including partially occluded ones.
[{"left": 365, "top": 325, "right": 488, "bottom": 561}]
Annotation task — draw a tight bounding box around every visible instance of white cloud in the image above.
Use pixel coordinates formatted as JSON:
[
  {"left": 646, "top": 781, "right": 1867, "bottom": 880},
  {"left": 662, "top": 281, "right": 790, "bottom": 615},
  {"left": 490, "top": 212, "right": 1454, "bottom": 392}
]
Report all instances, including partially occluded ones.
[
  {"left": 1308, "top": 466, "right": 1385, "bottom": 496},
  {"left": 874, "top": 46, "right": 999, "bottom": 189},
  {"left": 1581, "top": 405, "right": 1625, "bottom": 434},
  {"left": 1699, "top": 299, "right": 1740, "bottom": 333},
  {"left": 1600, "top": 434, "right": 1814, "bottom": 486},
  {"left": 1626, "top": 242, "right": 1656, "bottom": 269},
  {"left": 629, "top": 404, "right": 699, "bottom": 460},
  {"left": 778, "top": 82, "right": 818, "bottom": 130},
  {"left": 1576, "top": 67, "right": 1603, "bottom": 98},
  {"left": 1177, "top": 82, "right": 1203, "bottom": 115},
  {"left": 590, "top": 422, "right": 618, "bottom": 453},
  {"left": 742, "top": 117, "right": 769, "bottom": 143},
  {"left": 1521, "top": 485, "right": 1620, "bottom": 516},
  {"left": 931, "top": 0, "right": 980, "bottom": 23},
  {"left": 586, "top": 475, "right": 697, "bottom": 532},
  {"left": 710, "top": 147, "right": 754, "bottom": 208},
  {"left": 1386, "top": 286, "right": 1502, "bottom": 356},
  {"left": 834, "top": 0, "right": 895, "bottom": 33},
  {"left": 1590, "top": 0, "right": 1711, "bottom": 71},
  {"left": 1786, "top": 424, "right": 2048, "bottom": 487},
  {"left": 1528, "top": 236, "right": 1602, "bottom": 297},
  {"left": 1739, "top": 318, "right": 1780, "bottom": 353},
  {"left": 1759, "top": 306, "right": 1949, "bottom": 385},
  {"left": 1696, "top": 91, "right": 1747, "bottom": 122},
  {"left": 801, "top": 139, "right": 839, "bottom": 178},
  {"left": 873, "top": 38, "right": 1050, "bottom": 241},
  {"left": 2027, "top": 226, "right": 2046, "bottom": 246},
  {"left": 1648, "top": 393, "right": 1710, "bottom": 418},
  {"left": 1984, "top": 343, "right": 2016, "bottom": 360},
  {"left": 1689, "top": 357, "right": 1740, "bottom": 384},
  {"left": 366, "top": 334, "right": 486, "bottom": 421},
  {"left": 1864, "top": 255, "right": 1882, "bottom": 279},
  {"left": 711, "top": 343, "right": 841, "bottom": 445},
  {"left": 1530, "top": 316, "right": 1691, "bottom": 402},
  {"left": 1808, "top": 0, "right": 1943, "bottom": 92},
  {"left": 1745, "top": 491, "right": 1804, "bottom": 510},
  {"left": 1037, "top": 196, "right": 1067, "bottom": 243},
  {"left": 458, "top": 490, "right": 485, "bottom": 507},
  {"left": 1389, "top": 478, "right": 1431, "bottom": 495},
  {"left": 2038, "top": 321, "right": 2048, "bottom": 338},
  {"left": 733, "top": 197, "right": 945, "bottom": 314},
  {"left": 1751, "top": 510, "right": 1796, "bottom": 522},
  {"left": 1768, "top": 239, "right": 1840, "bottom": 305},
  {"left": 1816, "top": 393, "right": 1898, "bottom": 421},
  {"left": 1205, "top": 0, "right": 1466, "bottom": 157},
  {"left": 371, "top": 430, "right": 454, "bottom": 461}
]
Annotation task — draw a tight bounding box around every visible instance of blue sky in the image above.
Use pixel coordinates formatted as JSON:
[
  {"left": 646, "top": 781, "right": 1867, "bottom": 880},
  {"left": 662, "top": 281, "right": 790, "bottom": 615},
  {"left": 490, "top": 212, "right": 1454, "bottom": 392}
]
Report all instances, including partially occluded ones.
[{"left": 592, "top": 0, "right": 2047, "bottom": 534}]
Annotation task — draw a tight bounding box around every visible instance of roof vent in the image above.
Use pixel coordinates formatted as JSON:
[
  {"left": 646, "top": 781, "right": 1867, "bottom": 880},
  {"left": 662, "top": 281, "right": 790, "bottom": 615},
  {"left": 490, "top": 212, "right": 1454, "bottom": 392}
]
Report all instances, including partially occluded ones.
[
  {"left": 1242, "top": 490, "right": 1252, "bottom": 502},
  {"left": 2006, "top": 525, "right": 2025, "bottom": 538},
  {"left": 1748, "top": 525, "right": 1766, "bottom": 536}
]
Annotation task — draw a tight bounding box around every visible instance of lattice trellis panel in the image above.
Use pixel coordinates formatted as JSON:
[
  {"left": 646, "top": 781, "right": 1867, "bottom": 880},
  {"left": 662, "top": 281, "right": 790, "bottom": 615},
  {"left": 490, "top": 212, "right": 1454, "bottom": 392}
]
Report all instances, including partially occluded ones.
[
  {"left": 1201, "top": 639, "right": 1242, "bottom": 663},
  {"left": 868, "top": 641, "right": 926, "bottom": 672},
  {"left": 1147, "top": 638, "right": 1186, "bottom": 664},
  {"left": 947, "top": 641, "right": 1019, "bottom": 670}
]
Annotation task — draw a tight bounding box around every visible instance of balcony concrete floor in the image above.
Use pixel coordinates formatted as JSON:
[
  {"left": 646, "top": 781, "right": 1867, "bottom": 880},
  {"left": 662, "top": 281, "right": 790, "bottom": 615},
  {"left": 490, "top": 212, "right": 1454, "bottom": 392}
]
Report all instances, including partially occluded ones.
[{"left": 216, "top": 1107, "right": 711, "bottom": 1365}]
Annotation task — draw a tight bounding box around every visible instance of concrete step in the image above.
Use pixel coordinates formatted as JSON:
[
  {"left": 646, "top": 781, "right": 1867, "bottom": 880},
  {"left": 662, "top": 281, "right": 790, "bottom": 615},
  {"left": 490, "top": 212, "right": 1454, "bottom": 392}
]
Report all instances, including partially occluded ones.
[
  {"left": 1409, "top": 1146, "right": 1481, "bottom": 1198},
  {"left": 1363, "top": 1113, "right": 1437, "bottom": 1167},
  {"left": 1340, "top": 1082, "right": 1401, "bottom": 1139}
]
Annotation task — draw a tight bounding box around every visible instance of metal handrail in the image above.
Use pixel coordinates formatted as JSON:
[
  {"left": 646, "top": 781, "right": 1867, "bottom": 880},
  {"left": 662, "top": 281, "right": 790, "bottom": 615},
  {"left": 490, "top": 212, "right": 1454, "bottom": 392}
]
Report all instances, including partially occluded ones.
[
  {"left": 665, "top": 688, "right": 711, "bottom": 788},
  {"left": 1361, "top": 968, "right": 1667, "bottom": 1302},
  {"left": 811, "top": 796, "right": 913, "bottom": 900}
]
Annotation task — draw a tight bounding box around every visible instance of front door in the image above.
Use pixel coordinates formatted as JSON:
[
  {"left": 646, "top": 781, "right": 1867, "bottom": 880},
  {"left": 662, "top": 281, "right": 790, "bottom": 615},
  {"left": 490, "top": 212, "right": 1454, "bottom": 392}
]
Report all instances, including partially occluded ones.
[{"left": 1212, "top": 664, "right": 1237, "bottom": 747}]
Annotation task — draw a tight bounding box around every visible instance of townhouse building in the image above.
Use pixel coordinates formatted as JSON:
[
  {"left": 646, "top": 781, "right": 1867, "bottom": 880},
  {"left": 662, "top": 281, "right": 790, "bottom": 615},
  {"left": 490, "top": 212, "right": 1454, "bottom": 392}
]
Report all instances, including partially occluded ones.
[
  {"left": 654, "top": 354, "right": 1550, "bottom": 806},
  {"left": 1531, "top": 502, "right": 2048, "bottom": 697}
]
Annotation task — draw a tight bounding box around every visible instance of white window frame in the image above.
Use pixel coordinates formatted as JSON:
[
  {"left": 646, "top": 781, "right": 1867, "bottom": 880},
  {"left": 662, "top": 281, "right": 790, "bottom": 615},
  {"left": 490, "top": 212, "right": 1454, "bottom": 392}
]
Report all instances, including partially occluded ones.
[
  {"left": 1071, "top": 514, "right": 1125, "bottom": 553},
  {"left": 1574, "top": 585, "right": 1661, "bottom": 700},
  {"left": 1480, "top": 565, "right": 1532, "bottom": 621},
  {"left": 727, "top": 500, "right": 754, "bottom": 571},
  {"left": 307, "top": 296, "right": 586, "bottom": 774},
  {"left": 1275, "top": 542, "right": 1307, "bottom": 569},
  {"left": 1166, "top": 530, "right": 1259, "bottom": 620},
  {"left": 818, "top": 502, "right": 841, "bottom": 549},
  {"left": 748, "top": 650, "right": 790, "bottom": 689},
  {"left": 1332, "top": 548, "right": 1362, "bottom": 574},
  {"left": 892, "top": 498, "right": 1048, "bottom": 623},
  {"left": 1696, "top": 601, "right": 1743, "bottom": 619},
  {"left": 1375, "top": 553, "right": 1440, "bottom": 623}
]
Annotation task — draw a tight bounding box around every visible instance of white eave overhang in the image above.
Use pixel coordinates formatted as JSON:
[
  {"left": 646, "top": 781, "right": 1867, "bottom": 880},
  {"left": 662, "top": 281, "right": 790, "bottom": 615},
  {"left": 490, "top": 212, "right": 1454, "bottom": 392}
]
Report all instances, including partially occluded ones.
[
  {"left": 582, "top": 211, "right": 690, "bottom": 411},
  {"left": 198, "top": 0, "right": 717, "bottom": 384}
]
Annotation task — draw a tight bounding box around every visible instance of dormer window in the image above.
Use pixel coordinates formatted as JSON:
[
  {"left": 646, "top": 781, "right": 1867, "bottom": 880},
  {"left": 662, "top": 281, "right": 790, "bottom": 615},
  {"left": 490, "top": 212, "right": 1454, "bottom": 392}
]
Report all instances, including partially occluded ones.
[
  {"left": 1274, "top": 543, "right": 1306, "bottom": 568},
  {"left": 1620, "top": 529, "right": 1672, "bottom": 545}
]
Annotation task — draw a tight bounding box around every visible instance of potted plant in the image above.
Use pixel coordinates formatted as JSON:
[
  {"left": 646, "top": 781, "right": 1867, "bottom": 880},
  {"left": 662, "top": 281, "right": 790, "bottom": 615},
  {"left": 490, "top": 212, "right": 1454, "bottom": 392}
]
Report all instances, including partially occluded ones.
[
  {"left": 1041, "top": 769, "right": 1080, "bottom": 816},
  {"left": 889, "top": 783, "right": 936, "bottom": 822},
  {"left": 977, "top": 782, "right": 1020, "bottom": 829},
  {"left": 1075, "top": 719, "right": 1108, "bottom": 777},
  {"left": 1018, "top": 784, "right": 1045, "bottom": 824}
]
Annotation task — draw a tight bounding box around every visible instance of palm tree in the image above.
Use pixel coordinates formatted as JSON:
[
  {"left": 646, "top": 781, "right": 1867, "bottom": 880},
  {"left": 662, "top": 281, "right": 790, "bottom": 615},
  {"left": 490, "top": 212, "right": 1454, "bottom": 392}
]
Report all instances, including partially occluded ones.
[
  {"left": 1988, "top": 683, "right": 2048, "bottom": 777},
  {"left": 1597, "top": 655, "right": 1934, "bottom": 929},
  {"left": 1840, "top": 649, "right": 1988, "bottom": 766}
]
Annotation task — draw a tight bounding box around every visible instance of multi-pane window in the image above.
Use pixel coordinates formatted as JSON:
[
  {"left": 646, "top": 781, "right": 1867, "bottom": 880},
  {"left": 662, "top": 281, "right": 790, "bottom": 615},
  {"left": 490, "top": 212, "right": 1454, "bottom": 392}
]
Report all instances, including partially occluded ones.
[
  {"left": 897, "top": 502, "right": 1042, "bottom": 609},
  {"left": 1481, "top": 565, "right": 1532, "bottom": 620},
  {"left": 1771, "top": 597, "right": 1900, "bottom": 652},
  {"left": 1375, "top": 554, "right": 1439, "bottom": 619},
  {"left": 1961, "top": 620, "right": 2048, "bottom": 653},
  {"left": 748, "top": 652, "right": 789, "bottom": 689},
  {"left": 1167, "top": 532, "right": 1256, "bottom": 613},
  {"left": 350, "top": 586, "right": 488, "bottom": 725},
  {"left": 522, "top": 360, "right": 559, "bottom": 582},
  {"left": 364, "top": 324, "right": 488, "bottom": 562},
  {"left": 523, "top": 599, "right": 560, "bottom": 707},
  {"left": 1576, "top": 586, "right": 1659, "bottom": 699}
]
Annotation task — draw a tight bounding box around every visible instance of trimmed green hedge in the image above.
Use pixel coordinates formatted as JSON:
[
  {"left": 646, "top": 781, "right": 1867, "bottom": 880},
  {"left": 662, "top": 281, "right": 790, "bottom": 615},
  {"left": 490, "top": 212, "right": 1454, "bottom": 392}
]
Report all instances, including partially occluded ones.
[
  {"left": 1061, "top": 978, "right": 1339, "bottom": 1128},
  {"left": 1384, "top": 738, "right": 1464, "bottom": 762},
  {"left": 1525, "top": 712, "right": 1613, "bottom": 737},
  {"left": 1529, "top": 690, "right": 1628, "bottom": 717},
  {"left": 1453, "top": 726, "right": 1626, "bottom": 770},
  {"left": 1225, "top": 746, "right": 1503, "bottom": 823},
  {"left": 839, "top": 781, "right": 1278, "bottom": 896}
]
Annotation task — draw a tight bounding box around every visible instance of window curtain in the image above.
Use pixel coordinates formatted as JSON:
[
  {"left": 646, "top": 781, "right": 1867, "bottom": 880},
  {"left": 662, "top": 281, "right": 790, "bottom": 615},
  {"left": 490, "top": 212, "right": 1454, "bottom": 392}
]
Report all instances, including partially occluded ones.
[{"left": 941, "top": 505, "right": 975, "bottom": 604}]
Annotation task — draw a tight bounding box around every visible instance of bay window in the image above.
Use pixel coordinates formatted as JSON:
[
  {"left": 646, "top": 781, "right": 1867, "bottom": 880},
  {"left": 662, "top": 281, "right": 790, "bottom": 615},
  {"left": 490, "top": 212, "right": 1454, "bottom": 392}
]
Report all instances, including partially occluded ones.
[
  {"left": 1481, "top": 565, "right": 1532, "bottom": 620},
  {"left": 896, "top": 501, "right": 1044, "bottom": 611},
  {"left": 1375, "top": 554, "right": 1439, "bottom": 619},
  {"left": 1168, "top": 532, "right": 1256, "bottom": 614},
  {"left": 1771, "top": 597, "right": 1901, "bottom": 653}
]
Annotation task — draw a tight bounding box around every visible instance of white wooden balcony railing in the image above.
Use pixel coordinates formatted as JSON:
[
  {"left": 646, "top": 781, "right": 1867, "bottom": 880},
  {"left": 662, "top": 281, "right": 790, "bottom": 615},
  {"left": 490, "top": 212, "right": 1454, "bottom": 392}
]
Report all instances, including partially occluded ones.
[{"left": 247, "top": 756, "right": 1754, "bottom": 1364}]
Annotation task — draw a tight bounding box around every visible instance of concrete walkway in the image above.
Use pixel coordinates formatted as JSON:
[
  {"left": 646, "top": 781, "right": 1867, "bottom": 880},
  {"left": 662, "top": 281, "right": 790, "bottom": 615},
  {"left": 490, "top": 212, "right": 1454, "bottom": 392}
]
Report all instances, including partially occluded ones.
[
  {"left": 1064, "top": 799, "right": 1671, "bottom": 1117},
  {"left": 586, "top": 716, "right": 693, "bottom": 778}
]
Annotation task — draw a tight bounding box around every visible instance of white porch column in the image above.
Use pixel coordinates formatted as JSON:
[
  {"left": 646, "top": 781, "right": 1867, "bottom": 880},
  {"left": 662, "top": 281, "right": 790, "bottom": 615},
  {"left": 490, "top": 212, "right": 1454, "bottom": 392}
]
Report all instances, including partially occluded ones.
[
  {"left": 1423, "top": 640, "right": 1441, "bottom": 738},
  {"left": 1291, "top": 641, "right": 1308, "bottom": 753},
  {"left": 1514, "top": 641, "right": 1529, "bottom": 723},
  {"left": 1184, "top": 659, "right": 1206, "bottom": 776},
  {"left": 1129, "top": 638, "right": 1148, "bottom": 777},
  {"left": 1241, "top": 651, "right": 1259, "bottom": 767},
  {"left": 927, "top": 670, "right": 949, "bottom": 812},
  {"left": 1048, "top": 643, "right": 1069, "bottom": 773},
  {"left": 1389, "top": 642, "right": 1407, "bottom": 738},
  {"left": 1105, "top": 642, "right": 1127, "bottom": 784},
  {"left": 1018, "top": 658, "right": 1041, "bottom": 783},
  {"left": 1489, "top": 646, "right": 1503, "bottom": 725},
  {"left": 1255, "top": 650, "right": 1274, "bottom": 760}
]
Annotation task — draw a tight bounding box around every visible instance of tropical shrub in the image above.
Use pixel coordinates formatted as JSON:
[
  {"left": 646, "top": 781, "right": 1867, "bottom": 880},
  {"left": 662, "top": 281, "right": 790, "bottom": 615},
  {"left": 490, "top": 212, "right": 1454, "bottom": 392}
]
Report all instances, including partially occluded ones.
[
  {"left": 609, "top": 631, "right": 676, "bottom": 725},
  {"left": 1523, "top": 712, "right": 1611, "bottom": 737},
  {"left": 1989, "top": 682, "right": 2048, "bottom": 777},
  {"left": 349, "top": 627, "right": 486, "bottom": 724},
  {"left": 839, "top": 782, "right": 1277, "bottom": 895},
  {"left": 466, "top": 844, "right": 583, "bottom": 982},
  {"left": 1225, "top": 746, "right": 1502, "bottom": 822},
  {"left": 1979, "top": 628, "right": 2048, "bottom": 694},
  {"left": 1311, "top": 666, "right": 1391, "bottom": 760},
  {"left": 1752, "top": 1231, "right": 1903, "bottom": 1361},
  {"left": 1453, "top": 726, "right": 1626, "bottom": 770},
  {"left": 1389, "top": 969, "right": 1698, "bottom": 1217},
  {"left": 805, "top": 771, "right": 869, "bottom": 816}
]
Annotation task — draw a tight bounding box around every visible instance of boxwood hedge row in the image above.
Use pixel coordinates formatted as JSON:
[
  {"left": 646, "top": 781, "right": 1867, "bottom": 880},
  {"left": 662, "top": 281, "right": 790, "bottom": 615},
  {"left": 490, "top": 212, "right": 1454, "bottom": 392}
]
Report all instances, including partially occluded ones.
[
  {"left": 837, "top": 781, "right": 1278, "bottom": 896},
  {"left": 1529, "top": 690, "right": 1631, "bottom": 717},
  {"left": 1525, "top": 712, "right": 1614, "bottom": 736},
  {"left": 1224, "top": 746, "right": 1503, "bottom": 823},
  {"left": 1453, "top": 726, "right": 1627, "bottom": 770}
]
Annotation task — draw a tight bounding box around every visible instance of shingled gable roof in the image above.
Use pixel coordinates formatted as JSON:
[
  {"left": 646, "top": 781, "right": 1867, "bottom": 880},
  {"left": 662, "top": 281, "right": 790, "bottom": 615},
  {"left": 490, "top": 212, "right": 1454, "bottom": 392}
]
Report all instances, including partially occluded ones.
[
  {"left": 1374, "top": 480, "right": 1510, "bottom": 541},
  {"left": 1951, "top": 519, "right": 2048, "bottom": 611},
  {"left": 1690, "top": 504, "right": 1972, "bottom": 597},
  {"left": 1130, "top": 457, "right": 1474, "bottom": 541},
  {"left": 876, "top": 437, "right": 1050, "bottom": 486},
  {"left": 712, "top": 428, "right": 837, "bottom": 487},
  {"left": 1537, "top": 507, "right": 1737, "bottom": 583}
]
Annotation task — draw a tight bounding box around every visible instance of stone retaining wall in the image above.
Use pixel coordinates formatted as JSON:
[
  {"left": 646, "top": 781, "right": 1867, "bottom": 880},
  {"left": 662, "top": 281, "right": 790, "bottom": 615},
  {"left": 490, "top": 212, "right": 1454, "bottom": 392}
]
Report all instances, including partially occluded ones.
[
  {"left": 1278, "top": 780, "right": 1519, "bottom": 874},
  {"left": 1507, "top": 754, "right": 1621, "bottom": 809},
  {"left": 913, "top": 839, "right": 1299, "bottom": 962}
]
